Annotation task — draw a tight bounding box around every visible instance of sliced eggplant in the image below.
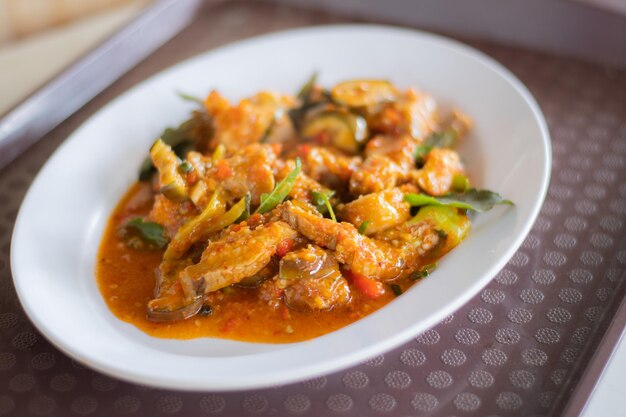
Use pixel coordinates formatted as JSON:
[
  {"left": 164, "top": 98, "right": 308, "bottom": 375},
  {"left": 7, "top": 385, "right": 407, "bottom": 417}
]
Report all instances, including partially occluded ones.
[
  {"left": 302, "top": 111, "right": 368, "bottom": 154},
  {"left": 150, "top": 138, "right": 188, "bottom": 202},
  {"left": 331, "top": 80, "right": 397, "bottom": 107}
]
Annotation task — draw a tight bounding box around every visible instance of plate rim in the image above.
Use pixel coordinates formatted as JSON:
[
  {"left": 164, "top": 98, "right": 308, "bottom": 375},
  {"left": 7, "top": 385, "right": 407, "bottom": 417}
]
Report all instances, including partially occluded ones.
[{"left": 10, "top": 23, "right": 551, "bottom": 391}]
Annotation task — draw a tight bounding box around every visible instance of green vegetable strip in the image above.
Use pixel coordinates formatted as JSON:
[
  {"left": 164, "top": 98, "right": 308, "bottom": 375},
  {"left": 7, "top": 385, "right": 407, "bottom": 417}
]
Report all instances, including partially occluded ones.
[
  {"left": 164, "top": 190, "right": 225, "bottom": 260},
  {"left": 404, "top": 189, "right": 513, "bottom": 213},
  {"left": 358, "top": 220, "right": 371, "bottom": 235},
  {"left": 165, "top": 193, "right": 249, "bottom": 260},
  {"left": 125, "top": 218, "right": 169, "bottom": 248},
  {"left": 255, "top": 158, "right": 302, "bottom": 214},
  {"left": 211, "top": 195, "right": 249, "bottom": 230},
  {"left": 236, "top": 193, "right": 251, "bottom": 223},
  {"left": 311, "top": 190, "right": 337, "bottom": 221}
]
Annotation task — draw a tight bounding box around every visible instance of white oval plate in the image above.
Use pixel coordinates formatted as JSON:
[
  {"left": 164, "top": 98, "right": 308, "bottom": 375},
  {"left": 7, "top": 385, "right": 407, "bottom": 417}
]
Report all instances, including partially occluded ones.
[{"left": 11, "top": 25, "right": 550, "bottom": 391}]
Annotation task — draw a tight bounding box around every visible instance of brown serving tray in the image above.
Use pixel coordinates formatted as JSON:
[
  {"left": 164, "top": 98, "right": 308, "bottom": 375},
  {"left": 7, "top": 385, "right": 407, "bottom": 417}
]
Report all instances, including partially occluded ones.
[{"left": 0, "top": 1, "right": 624, "bottom": 416}]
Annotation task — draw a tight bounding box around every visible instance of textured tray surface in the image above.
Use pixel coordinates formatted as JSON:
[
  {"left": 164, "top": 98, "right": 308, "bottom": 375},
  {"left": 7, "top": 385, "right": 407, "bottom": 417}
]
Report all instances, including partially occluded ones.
[{"left": 0, "top": 2, "right": 625, "bottom": 416}]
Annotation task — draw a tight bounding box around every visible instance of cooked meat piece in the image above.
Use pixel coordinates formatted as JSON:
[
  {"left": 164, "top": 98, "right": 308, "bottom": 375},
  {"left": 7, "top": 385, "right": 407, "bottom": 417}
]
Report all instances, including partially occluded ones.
[
  {"left": 279, "top": 245, "right": 350, "bottom": 310},
  {"left": 349, "top": 155, "right": 403, "bottom": 196},
  {"left": 368, "top": 89, "right": 438, "bottom": 140},
  {"left": 364, "top": 135, "right": 418, "bottom": 170},
  {"left": 214, "top": 144, "right": 278, "bottom": 205},
  {"left": 416, "top": 148, "right": 464, "bottom": 196},
  {"left": 280, "top": 201, "right": 438, "bottom": 281},
  {"left": 204, "top": 90, "right": 294, "bottom": 150},
  {"left": 339, "top": 188, "right": 411, "bottom": 235},
  {"left": 178, "top": 221, "right": 298, "bottom": 300},
  {"left": 299, "top": 145, "right": 361, "bottom": 186},
  {"left": 147, "top": 194, "right": 195, "bottom": 238}
]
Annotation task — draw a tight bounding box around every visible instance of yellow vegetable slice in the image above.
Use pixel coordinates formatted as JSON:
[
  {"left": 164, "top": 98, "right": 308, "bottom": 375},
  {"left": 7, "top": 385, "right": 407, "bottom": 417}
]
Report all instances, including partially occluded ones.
[
  {"left": 150, "top": 138, "right": 188, "bottom": 202},
  {"left": 302, "top": 111, "right": 368, "bottom": 154},
  {"left": 331, "top": 79, "right": 397, "bottom": 107},
  {"left": 164, "top": 190, "right": 226, "bottom": 260}
]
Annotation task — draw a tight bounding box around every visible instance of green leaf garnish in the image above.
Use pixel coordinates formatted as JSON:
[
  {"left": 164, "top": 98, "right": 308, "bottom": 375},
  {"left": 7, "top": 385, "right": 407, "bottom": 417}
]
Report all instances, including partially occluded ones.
[
  {"left": 404, "top": 189, "right": 513, "bottom": 213},
  {"left": 124, "top": 218, "right": 169, "bottom": 249},
  {"left": 255, "top": 158, "right": 302, "bottom": 214},
  {"left": 311, "top": 189, "right": 337, "bottom": 221},
  {"left": 410, "top": 263, "right": 437, "bottom": 281},
  {"left": 389, "top": 284, "right": 403, "bottom": 297},
  {"left": 177, "top": 91, "right": 204, "bottom": 104},
  {"left": 358, "top": 220, "right": 371, "bottom": 235}
]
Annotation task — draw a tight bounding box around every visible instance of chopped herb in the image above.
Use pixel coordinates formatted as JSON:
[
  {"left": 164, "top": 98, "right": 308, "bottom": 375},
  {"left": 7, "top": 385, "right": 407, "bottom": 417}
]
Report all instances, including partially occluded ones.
[
  {"left": 256, "top": 158, "right": 302, "bottom": 214},
  {"left": 198, "top": 304, "right": 212, "bottom": 316},
  {"left": 177, "top": 91, "right": 204, "bottom": 104},
  {"left": 410, "top": 263, "right": 437, "bottom": 281},
  {"left": 390, "top": 284, "right": 403, "bottom": 296},
  {"left": 236, "top": 193, "right": 251, "bottom": 223},
  {"left": 179, "top": 161, "right": 193, "bottom": 173},
  {"left": 358, "top": 220, "right": 371, "bottom": 235},
  {"left": 311, "top": 189, "right": 337, "bottom": 221},
  {"left": 404, "top": 189, "right": 513, "bottom": 213},
  {"left": 124, "top": 218, "right": 169, "bottom": 249}
]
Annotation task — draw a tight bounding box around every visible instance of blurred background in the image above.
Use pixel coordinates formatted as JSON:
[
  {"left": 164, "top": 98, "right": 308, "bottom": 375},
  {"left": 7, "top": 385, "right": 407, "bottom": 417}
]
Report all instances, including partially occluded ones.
[
  {"left": 1, "top": 0, "right": 625, "bottom": 116},
  {"left": 0, "top": 0, "right": 148, "bottom": 115}
]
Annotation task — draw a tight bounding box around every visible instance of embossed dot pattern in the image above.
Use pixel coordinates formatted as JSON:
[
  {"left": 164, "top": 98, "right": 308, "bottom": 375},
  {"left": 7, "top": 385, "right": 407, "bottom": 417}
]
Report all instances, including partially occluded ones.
[{"left": 0, "top": 5, "right": 625, "bottom": 416}]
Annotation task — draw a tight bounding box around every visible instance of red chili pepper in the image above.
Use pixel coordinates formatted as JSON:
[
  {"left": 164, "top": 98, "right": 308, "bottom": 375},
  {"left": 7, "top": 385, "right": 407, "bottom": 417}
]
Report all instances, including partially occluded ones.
[
  {"left": 347, "top": 271, "right": 385, "bottom": 299},
  {"left": 276, "top": 238, "right": 294, "bottom": 257}
]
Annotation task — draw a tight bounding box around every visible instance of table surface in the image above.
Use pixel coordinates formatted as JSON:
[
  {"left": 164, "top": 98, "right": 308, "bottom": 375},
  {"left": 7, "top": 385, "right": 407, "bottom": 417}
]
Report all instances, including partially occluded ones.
[{"left": 0, "top": 2, "right": 625, "bottom": 416}]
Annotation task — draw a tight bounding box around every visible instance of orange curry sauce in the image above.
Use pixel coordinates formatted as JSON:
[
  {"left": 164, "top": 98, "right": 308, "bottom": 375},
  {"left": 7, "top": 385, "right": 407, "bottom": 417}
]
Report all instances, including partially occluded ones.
[{"left": 96, "top": 183, "right": 399, "bottom": 343}]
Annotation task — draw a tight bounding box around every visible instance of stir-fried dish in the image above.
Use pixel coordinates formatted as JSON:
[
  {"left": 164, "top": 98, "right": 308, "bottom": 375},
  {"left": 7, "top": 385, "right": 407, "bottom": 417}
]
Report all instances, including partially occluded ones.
[{"left": 97, "top": 76, "right": 511, "bottom": 342}]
